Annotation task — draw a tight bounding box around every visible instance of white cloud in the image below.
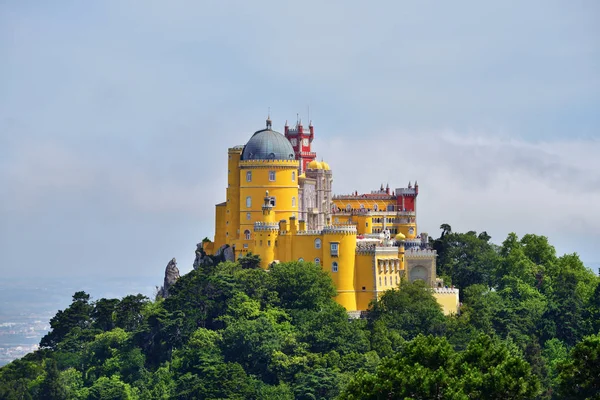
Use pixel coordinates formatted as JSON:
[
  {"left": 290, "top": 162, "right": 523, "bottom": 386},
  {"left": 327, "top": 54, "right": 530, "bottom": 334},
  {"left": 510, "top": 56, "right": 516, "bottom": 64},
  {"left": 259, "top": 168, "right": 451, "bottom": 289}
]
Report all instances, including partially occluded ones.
[{"left": 316, "top": 129, "right": 600, "bottom": 260}]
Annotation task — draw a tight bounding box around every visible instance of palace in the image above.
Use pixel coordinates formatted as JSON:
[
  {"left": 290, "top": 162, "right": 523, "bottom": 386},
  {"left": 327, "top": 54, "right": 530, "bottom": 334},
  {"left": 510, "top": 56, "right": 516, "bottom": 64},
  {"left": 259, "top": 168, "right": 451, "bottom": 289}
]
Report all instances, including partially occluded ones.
[{"left": 203, "top": 117, "right": 459, "bottom": 315}]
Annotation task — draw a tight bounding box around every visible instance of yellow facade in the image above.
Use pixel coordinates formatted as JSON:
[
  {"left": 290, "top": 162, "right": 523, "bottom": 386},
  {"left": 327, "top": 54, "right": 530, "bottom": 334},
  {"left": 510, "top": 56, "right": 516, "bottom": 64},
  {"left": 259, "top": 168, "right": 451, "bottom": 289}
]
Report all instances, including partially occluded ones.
[{"left": 205, "top": 119, "right": 459, "bottom": 315}]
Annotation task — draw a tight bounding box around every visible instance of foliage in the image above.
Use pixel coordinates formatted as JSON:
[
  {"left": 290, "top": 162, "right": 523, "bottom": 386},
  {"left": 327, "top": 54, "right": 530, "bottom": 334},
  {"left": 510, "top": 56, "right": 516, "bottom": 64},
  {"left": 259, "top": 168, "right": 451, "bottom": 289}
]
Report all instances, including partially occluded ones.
[{"left": 2, "top": 228, "right": 599, "bottom": 399}]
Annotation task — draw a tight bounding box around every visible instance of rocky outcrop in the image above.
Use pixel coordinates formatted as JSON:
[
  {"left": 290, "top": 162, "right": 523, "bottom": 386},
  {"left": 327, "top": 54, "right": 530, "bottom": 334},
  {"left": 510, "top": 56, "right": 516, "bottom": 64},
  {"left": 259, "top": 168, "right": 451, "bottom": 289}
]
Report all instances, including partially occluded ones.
[
  {"left": 157, "top": 258, "right": 180, "bottom": 299},
  {"left": 217, "top": 245, "right": 235, "bottom": 262},
  {"left": 193, "top": 242, "right": 213, "bottom": 269},
  {"left": 194, "top": 243, "right": 234, "bottom": 270}
]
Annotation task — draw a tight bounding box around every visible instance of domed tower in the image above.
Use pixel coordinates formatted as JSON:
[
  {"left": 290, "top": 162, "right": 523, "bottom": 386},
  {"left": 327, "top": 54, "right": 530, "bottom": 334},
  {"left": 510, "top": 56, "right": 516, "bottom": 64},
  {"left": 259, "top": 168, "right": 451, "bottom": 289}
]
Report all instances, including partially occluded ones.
[{"left": 237, "top": 119, "right": 300, "bottom": 258}]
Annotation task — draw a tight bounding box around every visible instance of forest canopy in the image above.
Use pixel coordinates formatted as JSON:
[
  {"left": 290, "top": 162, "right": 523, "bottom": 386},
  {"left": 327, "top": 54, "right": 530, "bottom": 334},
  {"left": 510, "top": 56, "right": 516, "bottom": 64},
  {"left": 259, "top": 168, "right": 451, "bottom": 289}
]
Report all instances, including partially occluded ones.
[{"left": 1, "top": 227, "right": 599, "bottom": 399}]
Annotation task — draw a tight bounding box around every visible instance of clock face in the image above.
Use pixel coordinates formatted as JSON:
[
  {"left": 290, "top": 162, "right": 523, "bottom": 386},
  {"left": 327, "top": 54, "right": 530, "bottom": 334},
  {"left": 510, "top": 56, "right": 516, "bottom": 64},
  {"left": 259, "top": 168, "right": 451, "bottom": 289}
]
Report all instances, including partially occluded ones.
[
  {"left": 302, "top": 138, "right": 309, "bottom": 146},
  {"left": 290, "top": 138, "right": 297, "bottom": 146}
]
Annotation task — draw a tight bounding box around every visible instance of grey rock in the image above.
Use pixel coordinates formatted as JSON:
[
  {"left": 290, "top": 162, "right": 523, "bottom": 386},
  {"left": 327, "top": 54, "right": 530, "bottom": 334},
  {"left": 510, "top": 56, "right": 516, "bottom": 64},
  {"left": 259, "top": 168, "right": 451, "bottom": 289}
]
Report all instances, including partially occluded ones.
[{"left": 157, "top": 258, "right": 180, "bottom": 298}]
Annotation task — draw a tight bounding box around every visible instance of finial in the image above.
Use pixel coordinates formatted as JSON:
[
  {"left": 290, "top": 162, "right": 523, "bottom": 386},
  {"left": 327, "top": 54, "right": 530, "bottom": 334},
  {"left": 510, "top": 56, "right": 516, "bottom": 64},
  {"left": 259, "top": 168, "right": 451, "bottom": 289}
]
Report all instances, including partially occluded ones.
[
  {"left": 285, "top": 119, "right": 288, "bottom": 127},
  {"left": 408, "top": 181, "right": 412, "bottom": 188},
  {"left": 266, "top": 108, "right": 272, "bottom": 129}
]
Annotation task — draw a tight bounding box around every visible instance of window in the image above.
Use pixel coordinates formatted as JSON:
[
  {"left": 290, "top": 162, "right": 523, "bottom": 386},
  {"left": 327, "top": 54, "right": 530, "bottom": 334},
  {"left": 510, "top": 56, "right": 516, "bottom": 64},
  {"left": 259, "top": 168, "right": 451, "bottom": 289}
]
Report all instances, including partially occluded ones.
[
  {"left": 292, "top": 197, "right": 296, "bottom": 207},
  {"left": 379, "top": 277, "right": 382, "bottom": 286},
  {"left": 332, "top": 262, "right": 338, "bottom": 272},
  {"left": 385, "top": 277, "right": 388, "bottom": 286},
  {"left": 346, "top": 204, "right": 351, "bottom": 211},
  {"left": 330, "top": 243, "right": 339, "bottom": 256},
  {"left": 268, "top": 240, "right": 271, "bottom": 247},
  {"left": 246, "top": 196, "right": 252, "bottom": 208},
  {"left": 269, "top": 171, "right": 276, "bottom": 181},
  {"left": 269, "top": 197, "right": 276, "bottom": 207},
  {"left": 315, "top": 258, "right": 320, "bottom": 265},
  {"left": 314, "top": 238, "right": 322, "bottom": 249},
  {"left": 373, "top": 204, "right": 378, "bottom": 211},
  {"left": 246, "top": 171, "right": 252, "bottom": 182},
  {"left": 243, "top": 243, "right": 248, "bottom": 249},
  {"left": 244, "top": 230, "right": 251, "bottom": 240},
  {"left": 246, "top": 212, "right": 251, "bottom": 220},
  {"left": 298, "top": 258, "right": 304, "bottom": 262},
  {"left": 292, "top": 171, "right": 296, "bottom": 181}
]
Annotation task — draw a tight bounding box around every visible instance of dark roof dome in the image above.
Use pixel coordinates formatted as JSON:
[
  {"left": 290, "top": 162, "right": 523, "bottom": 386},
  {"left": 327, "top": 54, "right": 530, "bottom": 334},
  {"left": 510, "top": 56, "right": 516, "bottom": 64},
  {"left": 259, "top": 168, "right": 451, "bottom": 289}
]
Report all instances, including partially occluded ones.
[{"left": 241, "top": 128, "right": 295, "bottom": 161}]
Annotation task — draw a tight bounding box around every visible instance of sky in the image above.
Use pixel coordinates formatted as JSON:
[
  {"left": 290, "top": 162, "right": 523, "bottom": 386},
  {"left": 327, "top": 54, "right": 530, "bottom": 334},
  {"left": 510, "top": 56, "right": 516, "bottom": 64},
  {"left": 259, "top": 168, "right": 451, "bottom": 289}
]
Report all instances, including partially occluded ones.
[{"left": 1, "top": 1, "right": 599, "bottom": 280}]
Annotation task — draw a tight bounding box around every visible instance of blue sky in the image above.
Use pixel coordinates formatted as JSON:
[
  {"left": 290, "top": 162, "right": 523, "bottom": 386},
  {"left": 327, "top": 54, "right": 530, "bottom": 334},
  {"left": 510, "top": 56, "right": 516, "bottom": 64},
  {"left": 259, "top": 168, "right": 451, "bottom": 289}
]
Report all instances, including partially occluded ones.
[{"left": 1, "top": 1, "right": 599, "bottom": 279}]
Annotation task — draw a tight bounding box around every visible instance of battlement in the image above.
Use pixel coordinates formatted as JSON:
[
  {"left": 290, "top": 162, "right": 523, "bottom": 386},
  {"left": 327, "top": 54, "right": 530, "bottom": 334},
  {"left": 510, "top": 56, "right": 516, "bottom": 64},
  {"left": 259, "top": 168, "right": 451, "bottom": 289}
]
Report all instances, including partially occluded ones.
[
  {"left": 405, "top": 248, "right": 437, "bottom": 258},
  {"left": 239, "top": 159, "right": 299, "bottom": 168},
  {"left": 322, "top": 225, "right": 357, "bottom": 235},
  {"left": 333, "top": 210, "right": 416, "bottom": 217},
  {"left": 396, "top": 188, "right": 417, "bottom": 196},
  {"left": 254, "top": 222, "right": 279, "bottom": 231},
  {"left": 295, "top": 230, "right": 323, "bottom": 236},
  {"left": 433, "top": 287, "right": 459, "bottom": 294}
]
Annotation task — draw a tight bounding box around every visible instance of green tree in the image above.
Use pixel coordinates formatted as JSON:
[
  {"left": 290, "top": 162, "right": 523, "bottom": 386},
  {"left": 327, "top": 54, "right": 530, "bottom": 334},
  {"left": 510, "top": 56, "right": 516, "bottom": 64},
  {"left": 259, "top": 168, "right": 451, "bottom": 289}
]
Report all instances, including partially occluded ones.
[
  {"left": 92, "top": 298, "right": 119, "bottom": 332},
  {"left": 41, "top": 292, "right": 94, "bottom": 349},
  {"left": 555, "top": 334, "right": 600, "bottom": 400},
  {"left": 339, "top": 335, "right": 455, "bottom": 399},
  {"left": 238, "top": 252, "right": 261, "bottom": 269},
  {"left": 267, "top": 261, "right": 336, "bottom": 311},
  {"left": 368, "top": 280, "right": 446, "bottom": 340},
  {"left": 39, "top": 359, "right": 67, "bottom": 400},
  {"left": 115, "top": 295, "right": 149, "bottom": 332},
  {"left": 87, "top": 375, "right": 137, "bottom": 400}
]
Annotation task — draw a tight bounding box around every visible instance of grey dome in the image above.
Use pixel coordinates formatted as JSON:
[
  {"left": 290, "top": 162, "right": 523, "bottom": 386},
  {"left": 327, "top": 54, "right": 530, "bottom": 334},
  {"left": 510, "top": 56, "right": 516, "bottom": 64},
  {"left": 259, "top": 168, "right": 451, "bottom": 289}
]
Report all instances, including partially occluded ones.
[{"left": 241, "top": 129, "right": 295, "bottom": 161}]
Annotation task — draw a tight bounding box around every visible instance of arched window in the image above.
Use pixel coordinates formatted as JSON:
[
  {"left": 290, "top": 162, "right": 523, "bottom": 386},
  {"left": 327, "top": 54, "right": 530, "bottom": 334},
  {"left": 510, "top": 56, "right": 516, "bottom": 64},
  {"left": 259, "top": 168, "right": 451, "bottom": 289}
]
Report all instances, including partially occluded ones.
[
  {"left": 292, "top": 171, "right": 296, "bottom": 181},
  {"left": 246, "top": 212, "right": 251, "bottom": 220},
  {"left": 373, "top": 204, "right": 378, "bottom": 211},
  {"left": 292, "top": 197, "right": 296, "bottom": 207},
  {"left": 269, "top": 171, "right": 276, "bottom": 181},
  {"left": 332, "top": 262, "right": 338, "bottom": 272},
  {"left": 314, "top": 238, "right": 322, "bottom": 249},
  {"left": 314, "top": 258, "right": 320, "bottom": 266},
  {"left": 246, "top": 196, "right": 252, "bottom": 208},
  {"left": 298, "top": 258, "right": 304, "bottom": 262},
  {"left": 346, "top": 204, "right": 351, "bottom": 211},
  {"left": 244, "top": 230, "right": 251, "bottom": 240},
  {"left": 246, "top": 171, "right": 252, "bottom": 182}
]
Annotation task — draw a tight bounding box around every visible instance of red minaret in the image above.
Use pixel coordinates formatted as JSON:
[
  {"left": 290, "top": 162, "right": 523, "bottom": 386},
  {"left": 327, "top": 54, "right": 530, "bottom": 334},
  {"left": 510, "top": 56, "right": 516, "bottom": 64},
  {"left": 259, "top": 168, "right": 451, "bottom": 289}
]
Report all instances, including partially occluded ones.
[{"left": 284, "top": 117, "right": 316, "bottom": 173}]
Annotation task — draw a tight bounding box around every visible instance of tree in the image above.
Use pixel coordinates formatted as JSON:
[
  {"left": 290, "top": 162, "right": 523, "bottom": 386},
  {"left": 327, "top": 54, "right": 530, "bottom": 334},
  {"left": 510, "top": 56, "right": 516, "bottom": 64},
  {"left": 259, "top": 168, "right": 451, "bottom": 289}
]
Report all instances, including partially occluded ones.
[
  {"left": 237, "top": 252, "right": 261, "bottom": 269},
  {"left": 433, "top": 230, "right": 499, "bottom": 290},
  {"left": 115, "top": 294, "right": 149, "bottom": 332},
  {"left": 92, "top": 298, "right": 119, "bottom": 332},
  {"left": 40, "top": 291, "right": 94, "bottom": 349},
  {"left": 368, "top": 280, "right": 446, "bottom": 340},
  {"left": 87, "top": 375, "right": 136, "bottom": 400},
  {"left": 39, "top": 359, "right": 67, "bottom": 400},
  {"left": 339, "top": 335, "right": 455, "bottom": 399},
  {"left": 555, "top": 334, "right": 600, "bottom": 400},
  {"left": 267, "top": 261, "right": 336, "bottom": 311}
]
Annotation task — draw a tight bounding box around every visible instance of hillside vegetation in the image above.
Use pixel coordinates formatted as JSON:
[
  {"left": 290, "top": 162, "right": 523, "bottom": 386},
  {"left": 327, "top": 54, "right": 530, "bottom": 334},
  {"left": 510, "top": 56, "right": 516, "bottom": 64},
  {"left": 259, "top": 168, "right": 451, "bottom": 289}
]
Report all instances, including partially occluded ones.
[{"left": 1, "top": 226, "right": 599, "bottom": 399}]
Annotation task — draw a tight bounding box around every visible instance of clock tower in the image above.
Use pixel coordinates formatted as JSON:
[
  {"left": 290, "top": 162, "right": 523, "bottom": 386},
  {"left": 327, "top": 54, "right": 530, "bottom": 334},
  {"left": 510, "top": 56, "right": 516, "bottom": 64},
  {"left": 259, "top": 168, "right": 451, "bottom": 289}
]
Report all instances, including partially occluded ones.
[{"left": 284, "top": 118, "right": 316, "bottom": 173}]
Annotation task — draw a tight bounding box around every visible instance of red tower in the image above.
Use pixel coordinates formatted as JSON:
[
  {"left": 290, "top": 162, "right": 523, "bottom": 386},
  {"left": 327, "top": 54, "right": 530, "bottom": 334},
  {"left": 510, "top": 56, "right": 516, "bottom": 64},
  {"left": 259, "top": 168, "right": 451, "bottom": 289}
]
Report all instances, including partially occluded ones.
[{"left": 284, "top": 118, "right": 316, "bottom": 173}]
